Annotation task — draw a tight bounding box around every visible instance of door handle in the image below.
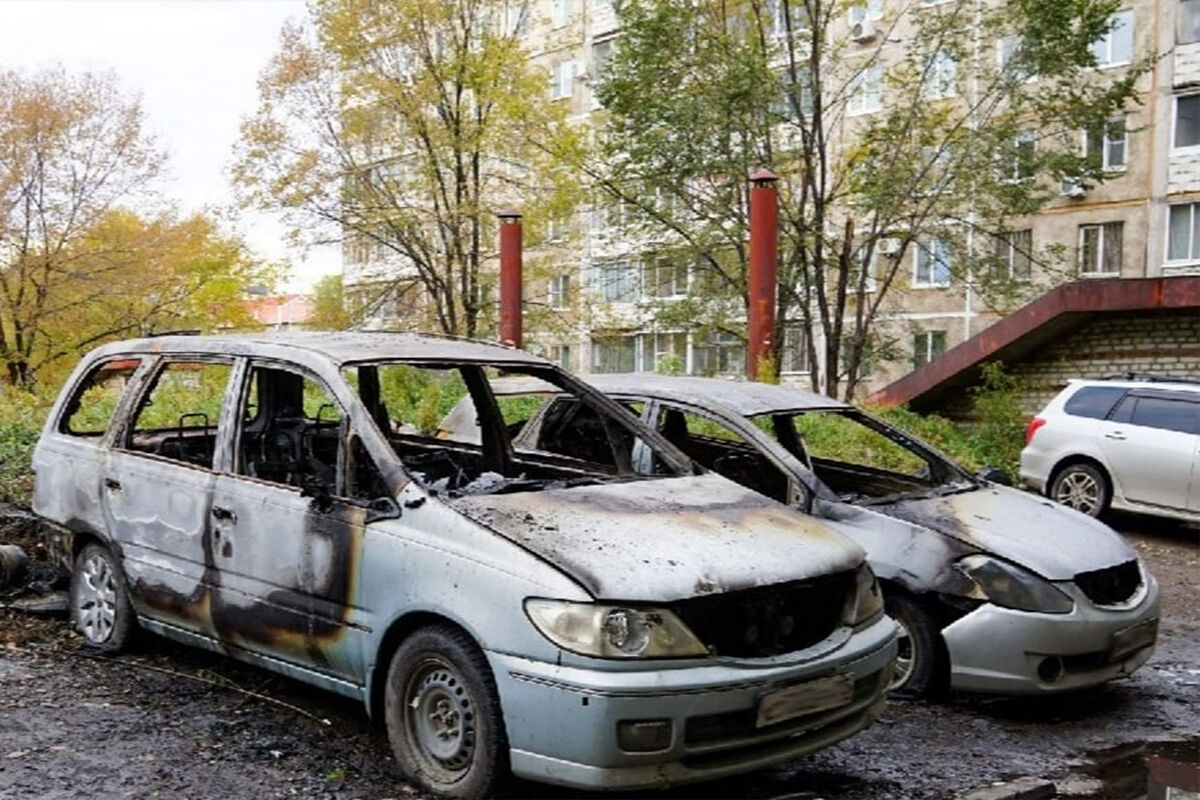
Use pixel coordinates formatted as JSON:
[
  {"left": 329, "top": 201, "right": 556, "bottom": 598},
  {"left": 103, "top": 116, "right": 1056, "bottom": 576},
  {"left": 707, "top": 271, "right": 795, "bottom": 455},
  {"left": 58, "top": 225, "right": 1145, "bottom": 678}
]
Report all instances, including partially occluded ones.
[
  {"left": 211, "top": 506, "right": 237, "bottom": 524},
  {"left": 103, "top": 478, "right": 122, "bottom": 492},
  {"left": 1104, "top": 431, "right": 1126, "bottom": 440}
]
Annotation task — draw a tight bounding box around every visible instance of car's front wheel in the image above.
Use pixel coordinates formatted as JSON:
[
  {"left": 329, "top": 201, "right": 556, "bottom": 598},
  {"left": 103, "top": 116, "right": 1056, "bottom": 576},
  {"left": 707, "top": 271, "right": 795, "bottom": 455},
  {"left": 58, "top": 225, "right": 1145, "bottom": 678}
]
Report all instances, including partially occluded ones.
[
  {"left": 384, "top": 624, "right": 508, "bottom": 798},
  {"left": 1050, "top": 462, "right": 1110, "bottom": 518},
  {"left": 70, "top": 543, "right": 136, "bottom": 652},
  {"left": 885, "top": 593, "right": 947, "bottom": 699}
]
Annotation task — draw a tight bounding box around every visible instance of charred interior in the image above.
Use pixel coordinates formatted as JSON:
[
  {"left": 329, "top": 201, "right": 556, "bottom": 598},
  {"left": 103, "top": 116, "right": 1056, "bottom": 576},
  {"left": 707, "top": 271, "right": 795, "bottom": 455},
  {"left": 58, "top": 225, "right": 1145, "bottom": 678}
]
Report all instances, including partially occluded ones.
[{"left": 345, "top": 362, "right": 679, "bottom": 498}]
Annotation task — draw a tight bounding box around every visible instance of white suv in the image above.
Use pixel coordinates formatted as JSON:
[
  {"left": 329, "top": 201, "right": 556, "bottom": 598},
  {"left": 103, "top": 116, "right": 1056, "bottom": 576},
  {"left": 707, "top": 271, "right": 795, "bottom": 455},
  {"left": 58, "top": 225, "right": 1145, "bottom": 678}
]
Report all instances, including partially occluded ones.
[{"left": 1020, "top": 375, "right": 1200, "bottom": 523}]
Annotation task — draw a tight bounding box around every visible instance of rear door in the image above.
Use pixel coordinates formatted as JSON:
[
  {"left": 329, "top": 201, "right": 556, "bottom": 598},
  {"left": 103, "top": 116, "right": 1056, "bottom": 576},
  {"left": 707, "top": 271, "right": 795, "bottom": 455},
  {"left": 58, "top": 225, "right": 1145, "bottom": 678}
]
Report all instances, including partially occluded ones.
[
  {"left": 1099, "top": 391, "right": 1199, "bottom": 512},
  {"left": 102, "top": 357, "right": 236, "bottom": 637}
]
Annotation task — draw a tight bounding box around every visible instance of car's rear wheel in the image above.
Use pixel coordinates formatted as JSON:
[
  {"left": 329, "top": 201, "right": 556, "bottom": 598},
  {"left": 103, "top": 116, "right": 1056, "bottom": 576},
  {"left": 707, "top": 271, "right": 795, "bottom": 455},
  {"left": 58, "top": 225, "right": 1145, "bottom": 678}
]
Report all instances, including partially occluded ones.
[
  {"left": 384, "top": 624, "right": 507, "bottom": 798},
  {"left": 885, "top": 593, "right": 946, "bottom": 699},
  {"left": 1050, "top": 462, "right": 1110, "bottom": 518},
  {"left": 70, "top": 543, "right": 135, "bottom": 652}
]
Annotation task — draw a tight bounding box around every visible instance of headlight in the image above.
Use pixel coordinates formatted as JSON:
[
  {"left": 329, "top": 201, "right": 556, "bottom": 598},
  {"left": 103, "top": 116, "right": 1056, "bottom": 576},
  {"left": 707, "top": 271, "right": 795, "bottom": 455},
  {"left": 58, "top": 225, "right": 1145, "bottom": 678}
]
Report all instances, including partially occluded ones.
[
  {"left": 956, "top": 555, "right": 1073, "bottom": 614},
  {"left": 524, "top": 599, "right": 708, "bottom": 658},
  {"left": 846, "top": 563, "right": 884, "bottom": 626}
]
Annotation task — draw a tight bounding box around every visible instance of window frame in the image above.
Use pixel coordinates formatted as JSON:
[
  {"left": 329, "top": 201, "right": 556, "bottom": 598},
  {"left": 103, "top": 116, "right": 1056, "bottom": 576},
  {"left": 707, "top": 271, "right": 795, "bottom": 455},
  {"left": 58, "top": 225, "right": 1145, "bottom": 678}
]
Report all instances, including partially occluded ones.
[
  {"left": 847, "top": 64, "right": 883, "bottom": 116},
  {"left": 56, "top": 356, "right": 146, "bottom": 441},
  {"left": 1084, "top": 116, "right": 1127, "bottom": 171},
  {"left": 992, "top": 229, "right": 1033, "bottom": 281},
  {"left": 913, "top": 237, "right": 952, "bottom": 287},
  {"left": 1077, "top": 221, "right": 1124, "bottom": 275},
  {"left": 1172, "top": 94, "right": 1200, "bottom": 153},
  {"left": 1166, "top": 202, "right": 1200, "bottom": 265},
  {"left": 116, "top": 356, "right": 238, "bottom": 472},
  {"left": 1090, "top": 9, "right": 1134, "bottom": 68}
]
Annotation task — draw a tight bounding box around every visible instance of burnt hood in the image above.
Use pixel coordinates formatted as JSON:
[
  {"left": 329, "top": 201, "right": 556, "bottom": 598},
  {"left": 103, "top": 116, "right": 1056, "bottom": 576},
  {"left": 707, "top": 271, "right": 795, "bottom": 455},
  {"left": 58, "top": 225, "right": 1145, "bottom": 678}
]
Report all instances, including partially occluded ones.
[
  {"left": 451, "top": 473, "right": 864, "bottom": 602},
  {"left": 880, "top": 485, "right": 1136, "bottom": 580}
]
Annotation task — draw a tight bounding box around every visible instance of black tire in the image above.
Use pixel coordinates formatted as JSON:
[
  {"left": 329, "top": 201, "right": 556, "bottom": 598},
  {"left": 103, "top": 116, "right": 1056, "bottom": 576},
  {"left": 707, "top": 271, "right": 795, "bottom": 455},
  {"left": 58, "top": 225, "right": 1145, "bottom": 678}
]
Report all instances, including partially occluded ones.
[
  {"left": 1049, "top": 462, "right": 1110, "bottom": 518},
  {"left": 384, "top": 624, "right": 508, "bottom": 799},
  {"left": 70, "top": 543, "right": 136, "bottom": 653},
  {"left": 885, "top": 593, "right": 947, "bottom": 700}
]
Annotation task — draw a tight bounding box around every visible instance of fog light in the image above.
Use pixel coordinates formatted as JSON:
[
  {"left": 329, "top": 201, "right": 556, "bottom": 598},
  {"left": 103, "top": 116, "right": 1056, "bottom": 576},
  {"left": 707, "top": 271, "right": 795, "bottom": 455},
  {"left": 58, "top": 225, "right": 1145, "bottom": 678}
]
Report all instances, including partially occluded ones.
[
  {"left": 616, "top": 719, "right": 673, "bottom": 752},
  {"left": 1038, "top": 656, "right": 1064, "bottom": 684}
]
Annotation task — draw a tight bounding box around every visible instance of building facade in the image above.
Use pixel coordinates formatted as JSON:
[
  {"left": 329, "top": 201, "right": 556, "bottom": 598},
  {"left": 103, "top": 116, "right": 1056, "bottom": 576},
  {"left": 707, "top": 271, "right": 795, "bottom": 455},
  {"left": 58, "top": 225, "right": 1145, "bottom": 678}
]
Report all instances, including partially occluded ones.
[{"left": 342, "top": 0, "right": 1200, "bottom": 397}]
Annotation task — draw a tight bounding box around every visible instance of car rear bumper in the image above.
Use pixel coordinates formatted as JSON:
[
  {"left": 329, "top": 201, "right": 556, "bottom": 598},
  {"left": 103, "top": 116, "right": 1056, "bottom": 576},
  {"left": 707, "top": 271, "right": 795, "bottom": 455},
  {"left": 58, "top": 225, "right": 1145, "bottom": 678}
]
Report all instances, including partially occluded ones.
[
  {"left": 943, "top": 575, "right": 1159, "bottom": 694},
  {"left": 488, "top": 615, "right": 897, "bottom": 790}
]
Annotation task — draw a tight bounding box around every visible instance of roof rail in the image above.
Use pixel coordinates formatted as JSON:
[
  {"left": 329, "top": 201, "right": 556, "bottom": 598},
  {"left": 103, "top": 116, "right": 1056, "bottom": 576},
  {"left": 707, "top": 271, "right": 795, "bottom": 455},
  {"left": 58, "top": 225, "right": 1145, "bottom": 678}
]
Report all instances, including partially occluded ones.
[
  {"left": 1102, "top": 372, "right": 1200, "bottom": 386},
  {"left": 146, "top": 329, "right": 202, "bottom": 337}
]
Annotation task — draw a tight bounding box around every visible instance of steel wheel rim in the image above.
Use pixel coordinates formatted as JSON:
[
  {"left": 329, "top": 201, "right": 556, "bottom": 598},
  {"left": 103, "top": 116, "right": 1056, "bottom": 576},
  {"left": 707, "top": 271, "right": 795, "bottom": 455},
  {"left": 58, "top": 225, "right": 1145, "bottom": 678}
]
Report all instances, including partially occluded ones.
[
  {"left": 76, "top": 554, "right": 117, "bottom": 644},
  {"left": 404, "top": 656, "right": 477, "bottom": 780},
  {"left": 889, "top": 614, "right": 917, "bottom": 691},
  {"left": 1055, "top": 471, "right": 1100, "bottom": 515}
]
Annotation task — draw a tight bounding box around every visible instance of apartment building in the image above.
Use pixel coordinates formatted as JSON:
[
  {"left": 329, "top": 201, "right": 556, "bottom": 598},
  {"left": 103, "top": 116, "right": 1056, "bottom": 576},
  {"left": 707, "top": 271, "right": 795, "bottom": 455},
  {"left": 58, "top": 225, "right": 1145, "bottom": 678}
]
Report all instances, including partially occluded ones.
[{"left": 342, "top": 0, "right": 1199, "bottom": 396}]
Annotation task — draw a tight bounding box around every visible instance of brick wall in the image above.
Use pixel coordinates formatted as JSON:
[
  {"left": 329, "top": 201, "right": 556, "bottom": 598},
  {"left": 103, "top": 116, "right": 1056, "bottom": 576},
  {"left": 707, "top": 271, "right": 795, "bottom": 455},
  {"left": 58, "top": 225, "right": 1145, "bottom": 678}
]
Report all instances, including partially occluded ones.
[{"left": 1009, "top": 312, "right": 1200, "bottom": 411}]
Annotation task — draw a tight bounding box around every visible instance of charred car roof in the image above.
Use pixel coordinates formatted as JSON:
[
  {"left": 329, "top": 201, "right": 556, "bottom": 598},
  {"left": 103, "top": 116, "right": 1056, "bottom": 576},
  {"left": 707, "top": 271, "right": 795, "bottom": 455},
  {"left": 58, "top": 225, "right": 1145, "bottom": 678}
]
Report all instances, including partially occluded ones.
[
  {"left": 492, "top": 373, "right": 850, "bottom": 417},
  {"left": 86, "top": 331, "right": 550, "bottom": 368}
]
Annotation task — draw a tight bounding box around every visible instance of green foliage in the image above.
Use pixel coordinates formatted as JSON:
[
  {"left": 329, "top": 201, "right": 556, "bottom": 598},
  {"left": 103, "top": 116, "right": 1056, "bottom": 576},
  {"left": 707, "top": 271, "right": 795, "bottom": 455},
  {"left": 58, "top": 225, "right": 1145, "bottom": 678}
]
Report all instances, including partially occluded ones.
[
  {"left": 0, "top": 388, "right": 48, "bottom": 506},
  {"left": 374, "top": 365, "right": 468, "bottom": 435}
]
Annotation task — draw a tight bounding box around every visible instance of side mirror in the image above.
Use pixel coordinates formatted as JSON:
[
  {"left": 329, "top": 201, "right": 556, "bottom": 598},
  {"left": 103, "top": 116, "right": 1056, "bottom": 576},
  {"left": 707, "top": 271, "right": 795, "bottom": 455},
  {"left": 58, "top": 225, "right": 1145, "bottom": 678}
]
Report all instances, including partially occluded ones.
[
  {"left": 977, "top": 467, "right": 1012, "bottom": 486},
  {"left": 301, "top": 475, "right": 335, "bottom": 513},
  {"left": 365, "top": 495, "right": 402, "bottom": 524}
]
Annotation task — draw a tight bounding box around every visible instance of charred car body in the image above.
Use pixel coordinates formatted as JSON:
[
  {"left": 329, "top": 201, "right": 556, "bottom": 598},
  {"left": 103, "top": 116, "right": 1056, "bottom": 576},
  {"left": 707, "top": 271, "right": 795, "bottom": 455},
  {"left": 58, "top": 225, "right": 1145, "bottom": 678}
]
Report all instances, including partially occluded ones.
[
  {"left": 442, "top": 374, "right": 1160, "bottom": 698},
  {"left": 32, "top": 334, "right": 895, "bottom": 797}
]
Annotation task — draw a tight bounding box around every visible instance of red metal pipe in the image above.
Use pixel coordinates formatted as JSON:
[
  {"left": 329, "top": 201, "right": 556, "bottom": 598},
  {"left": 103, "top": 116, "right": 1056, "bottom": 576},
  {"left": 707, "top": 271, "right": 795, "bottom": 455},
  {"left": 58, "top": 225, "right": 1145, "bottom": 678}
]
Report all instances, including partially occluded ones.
[
  {"left": 498, "top": 210, "right": 523, "bottom": 348},
  {"left": 747, "top": 169, "right": 778, "bottom": 380}
]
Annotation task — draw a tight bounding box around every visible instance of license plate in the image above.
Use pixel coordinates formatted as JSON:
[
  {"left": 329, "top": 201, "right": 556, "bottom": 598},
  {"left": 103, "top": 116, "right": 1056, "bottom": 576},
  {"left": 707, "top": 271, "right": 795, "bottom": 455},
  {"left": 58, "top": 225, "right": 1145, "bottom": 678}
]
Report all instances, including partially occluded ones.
[
  {"left": 1109, "top": 618, "right": 1158, "bottom": 663},
  {"left": 755, "top": 674, "right": 854, "bottom": 728}
]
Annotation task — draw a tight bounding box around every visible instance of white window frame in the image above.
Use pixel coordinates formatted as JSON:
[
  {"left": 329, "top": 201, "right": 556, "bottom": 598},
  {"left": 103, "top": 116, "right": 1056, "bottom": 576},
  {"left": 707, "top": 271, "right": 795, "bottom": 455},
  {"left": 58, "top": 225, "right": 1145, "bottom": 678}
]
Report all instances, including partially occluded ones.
[
  {"left": 1166, "top": 202, "right": 1200, "bottom": 265},
  {"left": 1078, "top": 222, "right": 1123, "bottom": 275},
  {"left": 849, "top": 0, "right": 883, "bottom": 24},
  {"left": 780, "top": 326, "right": 812, "bottom": 374},
  {"left": 924, "top": 50, "right": 958, "bottom": 99},
  {"left": 592, "top": 260, "right": 639, "bottom": 302},
  {"left": 993, "top": 229, "right": 1033, "bottom": 281},
  {"left": 1090, "top": 9, "right": 1133, "bottom": 68},
  {"left": 1172, "top": 94, "right": 1200, "bottom": 153},
  {"left": 912, "top": 329, "right": 947, "bottom": 368},
  {"left": 1180, "top": 0, "right": 1200, "bottom": 45},
  {"left": 998, "top": 35, "right": 1036, "bottom": 82},
  {"left": 550, "top": 60, "right": 574, "bottom": 100},
  {"left": 847, "top": 65, "right": 883, "bottom": 115},
  {"left": 551, "top": 0, "right": 573, "bottom": 28},
  {"left": 913, "top": 237, "right": 952, "bottom": 287},
  {"left": 549, "top": 274, "right": 571, "bottom": 309},
  {"left": 1085, "top": 117, "right": 1127, "bottom": 171},
  {"left": 1000, "top": 130, "right": 1036, "bottom": 183}
]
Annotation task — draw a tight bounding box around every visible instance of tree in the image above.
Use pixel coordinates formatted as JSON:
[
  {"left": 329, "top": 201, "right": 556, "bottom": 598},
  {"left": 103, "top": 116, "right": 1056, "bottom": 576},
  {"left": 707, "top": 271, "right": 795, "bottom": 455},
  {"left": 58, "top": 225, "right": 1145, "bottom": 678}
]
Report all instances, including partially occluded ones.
[
  {"left": 233, "top": 0, "right": 585, "bottom": 339},
  {"left": 0, "top": 69, "right": 164, "bottom": 386},
  {"left": 589, "top": 0, "right": 1150, "bottom": 398},
  {"left": 19, "top": 209, "right": 272, "bottom": 387},
  {"left": 309, "top": 273, "right": 351, "bottom": 330}
]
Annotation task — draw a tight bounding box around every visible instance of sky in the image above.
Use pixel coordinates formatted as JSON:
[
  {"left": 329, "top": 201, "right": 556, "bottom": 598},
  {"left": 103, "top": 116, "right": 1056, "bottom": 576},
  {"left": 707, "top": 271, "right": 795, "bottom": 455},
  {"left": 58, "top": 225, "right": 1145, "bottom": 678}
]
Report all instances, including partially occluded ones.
[{"left": 0, "top": 0, "right": 337, "bottom": 292}]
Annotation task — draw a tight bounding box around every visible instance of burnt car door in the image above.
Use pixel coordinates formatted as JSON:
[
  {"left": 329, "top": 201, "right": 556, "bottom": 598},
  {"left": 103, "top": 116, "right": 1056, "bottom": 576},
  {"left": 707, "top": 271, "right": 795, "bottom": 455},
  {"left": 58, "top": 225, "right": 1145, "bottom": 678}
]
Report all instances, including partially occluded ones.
[
  {"left": 102, "top": 357, "right": 237, "bottom": 638},
  {"left": 206, "top": 360, "right": 368, "bottom": 683}
]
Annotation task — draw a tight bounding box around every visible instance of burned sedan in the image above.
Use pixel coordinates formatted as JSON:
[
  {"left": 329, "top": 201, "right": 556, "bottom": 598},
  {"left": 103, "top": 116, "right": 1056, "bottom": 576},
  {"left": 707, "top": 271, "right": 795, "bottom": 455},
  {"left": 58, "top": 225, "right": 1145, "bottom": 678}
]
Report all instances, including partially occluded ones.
[
  {"left": 444, "top": 374, "right": 1160, "bottom": 698},
  {"left": 32, "top": 333, "right": 896, "bottom": 797}
]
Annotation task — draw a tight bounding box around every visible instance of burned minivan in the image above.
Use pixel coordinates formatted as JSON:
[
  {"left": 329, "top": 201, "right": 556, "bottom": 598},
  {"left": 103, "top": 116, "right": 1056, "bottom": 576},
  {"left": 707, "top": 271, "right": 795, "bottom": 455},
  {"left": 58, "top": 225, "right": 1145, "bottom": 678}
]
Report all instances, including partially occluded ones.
[
  {"left": 32, "top": 333, "right": 896, "bottom": 797},
  {"left": 441, "top": 374, "right": 1161, "bottom": 699}
]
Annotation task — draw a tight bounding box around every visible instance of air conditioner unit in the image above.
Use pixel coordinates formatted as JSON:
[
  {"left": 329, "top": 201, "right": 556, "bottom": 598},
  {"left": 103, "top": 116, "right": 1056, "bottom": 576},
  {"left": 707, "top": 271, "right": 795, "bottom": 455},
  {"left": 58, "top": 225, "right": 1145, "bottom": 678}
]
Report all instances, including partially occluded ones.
[
  {"left": 1061, "top": 178, "right": 1086, "bottom": 198},
  {"left": 877, "top": 237, "right": 901, "bottom": 256},
  {"left": 850, "top": 19, "right": 876, "bottom": 42}
]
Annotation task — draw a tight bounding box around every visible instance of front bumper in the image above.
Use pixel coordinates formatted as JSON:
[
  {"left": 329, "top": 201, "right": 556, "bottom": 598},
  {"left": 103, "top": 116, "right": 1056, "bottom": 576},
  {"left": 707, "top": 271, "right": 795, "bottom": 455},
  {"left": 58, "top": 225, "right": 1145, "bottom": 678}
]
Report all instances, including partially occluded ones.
[
  {"left": 488, "top": 615, "right": 897, "bottom": 790},
  {"left": 943, "top": 575, "right": 1160, "bottom": 694}
]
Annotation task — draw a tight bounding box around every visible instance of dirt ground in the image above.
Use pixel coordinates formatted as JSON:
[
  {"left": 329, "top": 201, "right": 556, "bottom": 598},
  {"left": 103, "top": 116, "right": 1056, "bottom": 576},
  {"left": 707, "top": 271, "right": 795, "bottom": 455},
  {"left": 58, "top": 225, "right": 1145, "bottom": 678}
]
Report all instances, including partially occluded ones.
[{"left": 0, "top": 509, "right": 1196, "bottom": 800}]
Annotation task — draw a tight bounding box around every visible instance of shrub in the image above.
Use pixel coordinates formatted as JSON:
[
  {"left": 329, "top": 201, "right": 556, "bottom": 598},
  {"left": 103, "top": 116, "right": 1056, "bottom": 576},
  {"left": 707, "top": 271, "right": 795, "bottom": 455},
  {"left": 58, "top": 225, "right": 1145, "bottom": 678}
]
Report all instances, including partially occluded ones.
[{"left": 0, "top": 388, "right": 48, "bottom": 507}]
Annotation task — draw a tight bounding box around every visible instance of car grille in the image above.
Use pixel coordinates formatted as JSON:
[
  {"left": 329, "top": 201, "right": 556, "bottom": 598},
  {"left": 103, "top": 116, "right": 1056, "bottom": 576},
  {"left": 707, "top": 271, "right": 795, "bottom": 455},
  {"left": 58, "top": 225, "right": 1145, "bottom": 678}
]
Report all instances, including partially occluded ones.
[
  {"left": 672, "top": 571, "right": 853, "bottom": 658},
  {"left": 1075, "top": 560, "right": 1141, "bottom": 605}
]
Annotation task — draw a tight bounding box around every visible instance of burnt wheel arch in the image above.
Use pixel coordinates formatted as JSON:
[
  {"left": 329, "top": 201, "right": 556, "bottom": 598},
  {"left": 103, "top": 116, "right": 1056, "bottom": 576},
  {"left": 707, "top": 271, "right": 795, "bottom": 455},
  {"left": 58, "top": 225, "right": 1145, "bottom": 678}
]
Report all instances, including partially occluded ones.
[{"left": 368, "top": 612, "right": 484, "bottom": 725}]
